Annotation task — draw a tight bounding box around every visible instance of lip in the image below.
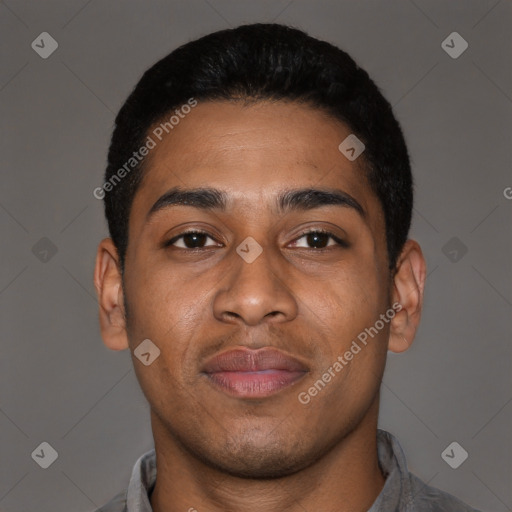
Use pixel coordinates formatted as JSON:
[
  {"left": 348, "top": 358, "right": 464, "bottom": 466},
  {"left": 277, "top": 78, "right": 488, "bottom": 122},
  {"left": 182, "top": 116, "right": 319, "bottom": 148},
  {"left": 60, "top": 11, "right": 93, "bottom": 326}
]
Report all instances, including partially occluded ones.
[{"left": 201, "top": 347, "right": 308, "bottom": 399}]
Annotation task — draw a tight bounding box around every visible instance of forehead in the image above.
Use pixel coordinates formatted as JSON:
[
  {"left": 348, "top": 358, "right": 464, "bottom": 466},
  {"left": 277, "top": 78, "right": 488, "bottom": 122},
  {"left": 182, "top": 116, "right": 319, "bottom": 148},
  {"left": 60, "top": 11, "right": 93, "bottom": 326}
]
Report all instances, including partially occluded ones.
[{"left": 134, "top": 100, "right": 377, "bottom": 214}]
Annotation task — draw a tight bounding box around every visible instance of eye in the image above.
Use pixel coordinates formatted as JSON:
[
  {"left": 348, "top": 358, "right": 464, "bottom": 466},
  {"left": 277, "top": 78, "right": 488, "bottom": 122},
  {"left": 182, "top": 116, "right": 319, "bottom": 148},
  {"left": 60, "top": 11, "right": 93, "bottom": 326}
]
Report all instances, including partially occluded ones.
[
  {"left": 290, "top": 229, "right": 348, "bottom": 249},
  {"left": 165, "top": 230, "right": 221, "bottom": 249},
  {"left": 164, "top": 229, "right": 347, "bottom": 251}
]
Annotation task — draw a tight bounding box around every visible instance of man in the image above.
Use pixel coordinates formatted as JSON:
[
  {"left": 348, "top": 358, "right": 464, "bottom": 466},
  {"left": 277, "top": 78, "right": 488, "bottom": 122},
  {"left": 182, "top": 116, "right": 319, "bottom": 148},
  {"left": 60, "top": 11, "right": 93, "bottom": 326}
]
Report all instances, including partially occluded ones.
[{"left": 93, "top": 23, "right": 479, "bottom": 511}]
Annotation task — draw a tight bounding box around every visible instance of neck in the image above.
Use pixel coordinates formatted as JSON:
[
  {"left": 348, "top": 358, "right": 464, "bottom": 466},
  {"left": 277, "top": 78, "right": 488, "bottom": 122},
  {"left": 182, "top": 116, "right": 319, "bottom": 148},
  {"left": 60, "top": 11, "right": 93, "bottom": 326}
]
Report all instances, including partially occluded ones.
[{"left": 149, "top": 397, "right": 385, "bottom": 512}]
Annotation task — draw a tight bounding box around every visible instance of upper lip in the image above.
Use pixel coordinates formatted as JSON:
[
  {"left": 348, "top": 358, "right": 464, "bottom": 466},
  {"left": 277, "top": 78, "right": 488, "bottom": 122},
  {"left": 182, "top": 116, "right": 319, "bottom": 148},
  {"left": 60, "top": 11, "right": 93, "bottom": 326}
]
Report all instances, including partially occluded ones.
[{"left": 202, "top": 347, "right": 308, "bottom": 373}]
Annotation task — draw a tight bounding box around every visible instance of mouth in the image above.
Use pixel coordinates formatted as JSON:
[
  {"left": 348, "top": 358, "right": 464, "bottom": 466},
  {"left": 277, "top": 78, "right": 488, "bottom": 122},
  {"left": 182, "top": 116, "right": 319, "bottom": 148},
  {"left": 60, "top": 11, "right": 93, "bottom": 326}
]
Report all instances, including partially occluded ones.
[{"left": 201, "top": 347, "right": 308, "bottom": 399}]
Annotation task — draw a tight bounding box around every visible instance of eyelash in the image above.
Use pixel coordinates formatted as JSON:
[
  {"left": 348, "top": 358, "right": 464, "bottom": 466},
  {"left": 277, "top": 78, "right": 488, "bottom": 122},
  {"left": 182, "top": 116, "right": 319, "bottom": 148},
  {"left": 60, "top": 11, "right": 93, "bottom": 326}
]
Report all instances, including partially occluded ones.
[{"left": 164, "top": 228, "right": 348, "bottom": 250}]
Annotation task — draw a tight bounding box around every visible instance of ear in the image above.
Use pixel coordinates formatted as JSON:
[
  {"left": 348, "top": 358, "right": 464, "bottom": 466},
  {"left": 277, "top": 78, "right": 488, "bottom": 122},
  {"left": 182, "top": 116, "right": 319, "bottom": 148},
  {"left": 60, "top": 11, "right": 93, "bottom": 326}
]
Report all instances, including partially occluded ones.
[
  {"left": 388, "top": 239, "right": 427, "bottom": 353},
  {"left": 93, "top": 238, "right": 129, "bottom": 351}
]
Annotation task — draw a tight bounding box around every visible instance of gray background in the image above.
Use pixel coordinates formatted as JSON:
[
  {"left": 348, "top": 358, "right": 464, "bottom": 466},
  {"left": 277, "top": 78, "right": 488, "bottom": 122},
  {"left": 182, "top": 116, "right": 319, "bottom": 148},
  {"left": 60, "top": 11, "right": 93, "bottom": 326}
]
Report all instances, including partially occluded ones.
[{"left": 1, "top": 1, "right": 511, "bottom": 510}]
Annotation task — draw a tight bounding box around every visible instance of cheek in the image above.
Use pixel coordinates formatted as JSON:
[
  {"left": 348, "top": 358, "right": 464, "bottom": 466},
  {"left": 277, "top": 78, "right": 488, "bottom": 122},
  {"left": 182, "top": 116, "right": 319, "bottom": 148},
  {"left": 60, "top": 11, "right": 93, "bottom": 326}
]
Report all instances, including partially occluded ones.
[
  {"left": 302, "top": 264, "right": 387, "bottom": 341},
  {"left": 127, "top": 288, "right": 201, "bottom": 413},
  {"left": 295, "top": 258, "right": 390, "bottom": 403},
  {"left": 126, "top": 260, "right": 191, "bottom": 329},
  {"left": 125, "top": 265, "right": 215, "bottom": 376}
]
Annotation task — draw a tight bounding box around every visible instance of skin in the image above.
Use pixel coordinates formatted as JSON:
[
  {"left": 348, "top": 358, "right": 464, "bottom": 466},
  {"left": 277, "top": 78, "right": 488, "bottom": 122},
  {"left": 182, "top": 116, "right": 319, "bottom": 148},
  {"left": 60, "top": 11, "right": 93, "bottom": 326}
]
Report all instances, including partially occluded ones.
[{"left": 94, "top": 100, "right": 426, "bottom": 512}]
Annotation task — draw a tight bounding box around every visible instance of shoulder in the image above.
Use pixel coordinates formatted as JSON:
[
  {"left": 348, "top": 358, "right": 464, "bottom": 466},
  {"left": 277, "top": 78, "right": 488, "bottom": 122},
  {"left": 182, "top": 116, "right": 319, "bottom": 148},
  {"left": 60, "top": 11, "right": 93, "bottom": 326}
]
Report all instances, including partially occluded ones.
[
  {"left": 407, "top": 472, "right": 481, "bottom": 511},
  {"left": 94, "top": 489, "right": 127, "bottom": 512},
  {"left": 376, "top": 430, "right": 481, "bottom": 512}
]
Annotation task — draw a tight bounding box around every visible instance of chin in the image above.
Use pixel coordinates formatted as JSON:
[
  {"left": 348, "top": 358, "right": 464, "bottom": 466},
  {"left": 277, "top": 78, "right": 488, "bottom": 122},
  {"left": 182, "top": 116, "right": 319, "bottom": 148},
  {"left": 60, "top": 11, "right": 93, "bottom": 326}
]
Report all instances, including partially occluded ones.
[
  {"left": 201, "top": 446, "right": 313, "bottom": 480},
  {"left": 186, "top": 428, "right": 325, "bottom": 480}
]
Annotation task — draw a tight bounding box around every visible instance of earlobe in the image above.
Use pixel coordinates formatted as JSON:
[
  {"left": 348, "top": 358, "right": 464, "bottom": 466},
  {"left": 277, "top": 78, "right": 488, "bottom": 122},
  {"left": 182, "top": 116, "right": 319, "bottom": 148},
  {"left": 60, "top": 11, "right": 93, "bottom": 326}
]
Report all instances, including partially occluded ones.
[
  {"left": 388, "top": 239, "right": 427, "bottom": 353},
  {"left": 93, "top": 238, "right": 129, "bottom": 351}
]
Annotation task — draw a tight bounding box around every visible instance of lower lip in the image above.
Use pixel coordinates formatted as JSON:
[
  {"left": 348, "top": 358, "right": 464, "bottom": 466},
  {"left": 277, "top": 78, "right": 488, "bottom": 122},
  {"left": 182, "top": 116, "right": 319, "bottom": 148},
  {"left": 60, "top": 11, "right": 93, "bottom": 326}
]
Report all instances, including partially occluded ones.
[{"left": 204, "top": 369, "right": 306, "bottom": 398}]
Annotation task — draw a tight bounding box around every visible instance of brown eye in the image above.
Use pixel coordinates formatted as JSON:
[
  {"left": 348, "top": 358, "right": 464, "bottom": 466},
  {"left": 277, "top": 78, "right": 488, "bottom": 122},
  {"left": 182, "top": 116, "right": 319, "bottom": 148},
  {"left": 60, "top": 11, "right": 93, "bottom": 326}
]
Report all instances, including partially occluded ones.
[
  {"left": 291, "top": 230, "right": 348, "bottom": 249},
  {"left": 166, "top": 231, "right": 219, "bottom": 249}
]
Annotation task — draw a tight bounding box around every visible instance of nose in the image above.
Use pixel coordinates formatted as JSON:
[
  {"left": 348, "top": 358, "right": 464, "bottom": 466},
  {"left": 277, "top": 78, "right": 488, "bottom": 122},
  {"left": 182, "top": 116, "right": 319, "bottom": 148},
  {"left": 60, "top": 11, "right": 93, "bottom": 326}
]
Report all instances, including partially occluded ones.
[{"left": 212, "top": 243, "right": 298, "bottom": 327}]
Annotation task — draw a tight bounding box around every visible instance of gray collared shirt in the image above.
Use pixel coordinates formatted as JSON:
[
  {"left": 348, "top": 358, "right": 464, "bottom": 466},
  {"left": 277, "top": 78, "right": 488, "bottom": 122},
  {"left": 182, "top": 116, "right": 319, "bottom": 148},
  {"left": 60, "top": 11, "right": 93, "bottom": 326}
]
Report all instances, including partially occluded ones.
[{"left": 96, "top": 429, "right": 480, "bottom": 511}]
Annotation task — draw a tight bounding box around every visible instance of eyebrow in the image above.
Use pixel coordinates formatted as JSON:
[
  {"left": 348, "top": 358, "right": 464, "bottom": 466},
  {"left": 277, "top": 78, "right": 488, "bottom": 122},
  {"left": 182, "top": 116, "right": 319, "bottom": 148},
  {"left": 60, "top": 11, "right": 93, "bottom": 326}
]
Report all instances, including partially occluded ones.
[{"left": 146, "top": 186, "right": 366, "bottom": 221}]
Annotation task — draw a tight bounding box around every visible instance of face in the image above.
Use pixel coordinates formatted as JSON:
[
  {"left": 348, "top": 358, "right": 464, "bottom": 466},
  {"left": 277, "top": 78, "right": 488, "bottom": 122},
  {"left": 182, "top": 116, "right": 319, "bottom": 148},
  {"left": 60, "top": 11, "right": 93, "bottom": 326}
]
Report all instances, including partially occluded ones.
[{"left": 97, "top": 100, "right": 420, "bottom": 479}]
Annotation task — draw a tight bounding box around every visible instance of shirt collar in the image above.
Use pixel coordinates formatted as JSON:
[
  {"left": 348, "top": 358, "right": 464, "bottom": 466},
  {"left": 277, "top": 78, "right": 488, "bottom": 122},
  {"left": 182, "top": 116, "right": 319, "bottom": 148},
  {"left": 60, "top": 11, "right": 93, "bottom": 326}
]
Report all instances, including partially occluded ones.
[
  {"left": 368, "top": 429, "right": 411, "bottom": 511},
  {"left": 126, "top": 446, "right": 156, "bottom": 512}
]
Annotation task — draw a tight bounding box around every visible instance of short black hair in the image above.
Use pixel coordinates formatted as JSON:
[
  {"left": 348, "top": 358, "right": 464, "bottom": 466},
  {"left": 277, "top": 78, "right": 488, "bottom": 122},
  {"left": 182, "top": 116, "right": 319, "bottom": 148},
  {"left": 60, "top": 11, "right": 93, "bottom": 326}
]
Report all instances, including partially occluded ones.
[{"left": 103, "top": 23, "right": 412, "bottom": 273}]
